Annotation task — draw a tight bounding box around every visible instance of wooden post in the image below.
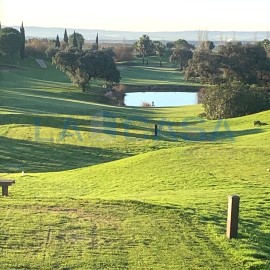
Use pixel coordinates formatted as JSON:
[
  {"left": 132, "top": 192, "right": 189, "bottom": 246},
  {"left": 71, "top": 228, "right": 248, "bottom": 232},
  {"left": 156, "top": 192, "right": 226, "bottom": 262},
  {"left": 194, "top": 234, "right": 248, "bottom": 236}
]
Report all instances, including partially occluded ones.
[
  {"left": 154, "top": 124, "right": 158, "bottom": 136},
  {"left": 2, "top": 185, "right": 8, "bottom": 196},
  {"left": 226, "top": 195, "right": 240, "bottom": 239}
]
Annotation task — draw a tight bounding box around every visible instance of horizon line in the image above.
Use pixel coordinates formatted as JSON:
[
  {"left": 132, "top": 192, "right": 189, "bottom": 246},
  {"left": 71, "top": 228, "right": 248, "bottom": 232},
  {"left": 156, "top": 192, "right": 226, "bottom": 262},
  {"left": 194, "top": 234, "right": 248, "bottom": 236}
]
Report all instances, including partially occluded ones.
[{"left": 2, "top": 25, "right": 270, "bottom": 33}]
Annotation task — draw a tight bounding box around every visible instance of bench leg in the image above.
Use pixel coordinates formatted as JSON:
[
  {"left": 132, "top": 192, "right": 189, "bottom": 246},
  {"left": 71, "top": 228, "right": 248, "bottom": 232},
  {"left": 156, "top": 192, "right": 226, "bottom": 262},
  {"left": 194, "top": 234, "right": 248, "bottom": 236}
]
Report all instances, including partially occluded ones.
[{"left": 2, "top": 186, "right": 8, "bottom": 196}]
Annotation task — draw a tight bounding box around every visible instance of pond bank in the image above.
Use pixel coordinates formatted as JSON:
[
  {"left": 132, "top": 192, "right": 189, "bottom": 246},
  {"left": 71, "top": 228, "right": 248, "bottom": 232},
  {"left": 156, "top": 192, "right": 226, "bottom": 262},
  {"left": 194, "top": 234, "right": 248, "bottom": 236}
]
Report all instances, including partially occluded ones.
[{"left": 124, "top": 84, "right": 200, "bottom": 93}]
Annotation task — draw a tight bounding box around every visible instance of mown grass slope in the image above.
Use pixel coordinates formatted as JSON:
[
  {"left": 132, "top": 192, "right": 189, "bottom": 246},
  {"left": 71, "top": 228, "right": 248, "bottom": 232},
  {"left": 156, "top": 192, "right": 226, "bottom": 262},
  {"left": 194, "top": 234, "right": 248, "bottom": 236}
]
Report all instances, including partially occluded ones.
[
  {"left": 0, "top": 58, "right": 269, "bottom": 269},
  {"left": 119, "top": 56, "right": 198, "bottom": 86}
]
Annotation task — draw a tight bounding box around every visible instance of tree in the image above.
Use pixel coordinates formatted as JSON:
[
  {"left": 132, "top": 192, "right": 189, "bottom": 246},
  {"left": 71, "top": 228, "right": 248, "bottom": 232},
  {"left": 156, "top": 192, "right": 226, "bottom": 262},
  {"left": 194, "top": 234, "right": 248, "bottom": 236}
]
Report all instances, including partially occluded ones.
[
  {"left": 169, "top": 39, "right": 194, "bottom": 69},
  {"left": 0, "top": 27, "right": 22, "bottom": 56},
  {"left": 198, "top": 41, "right": 215, "bottom": 51},
  {"left": 64, "top": 29, "right": 68, "bottom": 43},
  {"left": 166, "top": 42, "right": 174, "bottom": 50},
  {"left": 96, "top": 33, "right": 99, "bottom": 50},
  {"left": 165, "top": 42, "right": 174, "bottom": 57},
  {"left": 171, "top": 47, "right": 193, "bottom": 70},
  {"left": 153, "top": 41, "right": 165, "bottom": 66},
  {"left": 185, "top": 50, "right": 224, "bottom": 84},
  {"left": 69, "top": 31, "right": 85, "bottom": 49},
  {"left": 201, "top": 81, "right": 270, "bottom": 119},
  {"left": 186, "top": 41, "right": 270, "bottom": 119},
  {"left": 93, "top": 50, "right": 120, "bottom": 83},
  {"left": 72, "top": 31, "right": 78, "bottom": 47},
  {"left": 91, "top": 33, "right": 99, "bottom": 51},
  {"left": 134, "top": 35, "right": 154, "bottom": 65},
  {"left": 260, "top": 39, "right": 270, "bottom": 58},
  {"left": 20, "top": 21, "right": 25, "bottom": 59},
  {"left": 45, "top": 46, "right": 60, "bottom": 59},
  {"left": 174, "top": 39, "right": 195, "bottom": 50},
  {"left": 217, "top": 42, "right": 270, "bottom": 84},
  {"left": 53, "top": 48, "right": 120, "bottom": 91},
  {"left": 186, "top": 42, "right": 270, "bottom": 85},
  {"left": 55, "top": 34, "right": 60, "bottom": 48}
]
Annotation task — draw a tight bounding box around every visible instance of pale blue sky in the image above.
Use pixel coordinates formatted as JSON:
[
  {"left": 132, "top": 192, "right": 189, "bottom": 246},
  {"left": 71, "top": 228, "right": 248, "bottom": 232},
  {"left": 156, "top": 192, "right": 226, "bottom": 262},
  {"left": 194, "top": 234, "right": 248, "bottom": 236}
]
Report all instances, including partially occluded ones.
[{"left": 1, "top": 0, "right": 270, "bottom": 31}]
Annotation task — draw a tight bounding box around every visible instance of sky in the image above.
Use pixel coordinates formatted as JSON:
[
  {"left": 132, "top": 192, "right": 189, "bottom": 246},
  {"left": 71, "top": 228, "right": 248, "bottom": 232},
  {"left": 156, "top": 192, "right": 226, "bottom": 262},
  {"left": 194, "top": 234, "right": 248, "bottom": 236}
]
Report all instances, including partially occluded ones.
[{"left": 1, "top": 0, "right": 270, "bottom": 32}]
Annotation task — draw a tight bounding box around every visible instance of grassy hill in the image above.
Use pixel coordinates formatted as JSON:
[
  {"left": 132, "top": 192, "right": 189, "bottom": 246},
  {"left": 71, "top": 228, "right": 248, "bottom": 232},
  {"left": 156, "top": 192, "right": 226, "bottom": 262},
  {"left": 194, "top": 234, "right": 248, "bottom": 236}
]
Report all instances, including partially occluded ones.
[{"left": 0, "top": 58, "right": 270, "bottom": 269}]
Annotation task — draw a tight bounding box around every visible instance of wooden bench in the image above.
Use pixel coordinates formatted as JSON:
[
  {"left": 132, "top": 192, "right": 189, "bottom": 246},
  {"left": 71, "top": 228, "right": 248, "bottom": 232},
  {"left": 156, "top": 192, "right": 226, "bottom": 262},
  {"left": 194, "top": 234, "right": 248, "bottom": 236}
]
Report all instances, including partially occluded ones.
[{"left": 0, "top": 179, "right": 15, "bottom": 196}]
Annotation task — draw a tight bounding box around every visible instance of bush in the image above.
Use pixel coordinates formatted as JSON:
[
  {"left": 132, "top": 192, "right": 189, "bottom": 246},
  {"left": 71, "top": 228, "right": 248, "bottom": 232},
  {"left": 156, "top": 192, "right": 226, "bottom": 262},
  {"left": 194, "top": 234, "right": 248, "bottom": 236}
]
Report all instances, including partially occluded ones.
[
  {"left": 201, "top": 81, "right": 270, "bottom": 119},
  {"left": 113, "top": 45, "right": 134, "bottom": 62},
  {"left": 25, "top": 38, "right": 54, "bottom": 58},
  {"left": 141, "top": 101, "right": 152, "bottom": 107},
  {"left": 105, "top": 84, "right": 126, "bottom": 106}
]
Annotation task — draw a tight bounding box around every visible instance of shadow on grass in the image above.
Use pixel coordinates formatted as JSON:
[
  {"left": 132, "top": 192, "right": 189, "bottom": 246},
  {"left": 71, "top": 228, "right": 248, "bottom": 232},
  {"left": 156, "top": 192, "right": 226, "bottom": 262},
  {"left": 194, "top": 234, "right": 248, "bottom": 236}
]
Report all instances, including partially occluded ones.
[
  {"left": 0, "top": 113, "right": 265, "bottom": 143},
  {"left": 0, "top": 113, "right": 204, "bottom": 130},
  {"left": 0, "top": 136, "right": 131, "bottom": 173},
  {"left": 239, "top": 217, "right": 270, "bottom": 263},
  {"left": 0, "top": 88, "right": 158, "bottom": 117},
  {"left": 198, "top": 207, "right": 270, "bottom": 268},
  {"left": 69, "top": 121, "right": 264, "bottom": 143}
]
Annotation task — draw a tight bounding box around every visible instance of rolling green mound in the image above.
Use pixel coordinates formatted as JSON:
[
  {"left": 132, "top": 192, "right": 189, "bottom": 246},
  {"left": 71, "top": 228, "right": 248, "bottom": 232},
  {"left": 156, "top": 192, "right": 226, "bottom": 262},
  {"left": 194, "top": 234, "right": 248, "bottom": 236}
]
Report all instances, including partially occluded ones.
[{"left": 0, "top": 58, "right": 270, "bottom": 269}]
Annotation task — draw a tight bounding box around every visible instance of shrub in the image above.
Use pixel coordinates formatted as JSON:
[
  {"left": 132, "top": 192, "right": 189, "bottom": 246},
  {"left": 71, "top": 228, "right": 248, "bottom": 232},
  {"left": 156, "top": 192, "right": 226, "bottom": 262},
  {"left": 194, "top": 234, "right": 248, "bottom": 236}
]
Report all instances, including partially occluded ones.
[
  {"left": 141, "top": 101, "right": 152, "bottom": 107},
  {"left": 25, "top": 38, "right": 54, "bottom": 58},
  {"left": 113, "top": 45, "right": 134, "bottom": 62},
  {"left": 105, "top": 84, "right": 126, "bottom": 106},
  {"left": 201, "top": 81, "right": 270, "bottom": 119}
]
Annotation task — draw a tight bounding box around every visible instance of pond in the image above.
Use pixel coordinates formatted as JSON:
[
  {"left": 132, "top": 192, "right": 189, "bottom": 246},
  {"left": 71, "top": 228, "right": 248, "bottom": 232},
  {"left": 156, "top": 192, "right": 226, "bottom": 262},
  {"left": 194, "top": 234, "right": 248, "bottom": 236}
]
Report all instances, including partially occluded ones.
[{"left": 125, "top": 92, "right": 198, "bottom": 107}]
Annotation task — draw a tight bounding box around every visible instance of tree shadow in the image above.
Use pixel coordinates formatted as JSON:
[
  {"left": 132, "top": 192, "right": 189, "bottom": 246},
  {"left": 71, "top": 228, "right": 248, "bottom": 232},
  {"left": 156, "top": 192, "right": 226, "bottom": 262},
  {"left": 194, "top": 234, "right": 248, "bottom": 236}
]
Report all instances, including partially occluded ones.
[
  {"left": 0, "top": 87, "right": 158, "bottom": 117},
  {"left": 0, "top": 113, "right": 265, "bottom": 143},
  {"left": 0, "top": 112, "right": 204, "bottom": 129},
  {"left": 0, "top": 136, "right": 131, "bottom": 173},
  {"left": 79, "top": 121, "right": 264, "bottom": 143}
]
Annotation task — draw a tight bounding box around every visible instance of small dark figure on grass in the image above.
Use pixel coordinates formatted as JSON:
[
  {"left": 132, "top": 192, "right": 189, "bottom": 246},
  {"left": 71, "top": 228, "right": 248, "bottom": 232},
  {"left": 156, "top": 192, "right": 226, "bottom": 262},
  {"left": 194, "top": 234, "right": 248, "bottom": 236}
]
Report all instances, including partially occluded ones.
[{"left": 254, "top": 120, "right": 267, "bottom": 126}]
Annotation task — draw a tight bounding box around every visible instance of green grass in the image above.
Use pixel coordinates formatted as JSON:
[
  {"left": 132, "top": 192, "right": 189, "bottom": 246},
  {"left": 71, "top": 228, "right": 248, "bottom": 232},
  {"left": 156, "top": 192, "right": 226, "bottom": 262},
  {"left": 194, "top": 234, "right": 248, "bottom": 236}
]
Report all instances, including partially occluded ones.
[
  {"left": 0, "top": 57, "right": 270, "bottom": 269},
  {"left": 119, "top": 56, "right": 200, "bottom": 87}
]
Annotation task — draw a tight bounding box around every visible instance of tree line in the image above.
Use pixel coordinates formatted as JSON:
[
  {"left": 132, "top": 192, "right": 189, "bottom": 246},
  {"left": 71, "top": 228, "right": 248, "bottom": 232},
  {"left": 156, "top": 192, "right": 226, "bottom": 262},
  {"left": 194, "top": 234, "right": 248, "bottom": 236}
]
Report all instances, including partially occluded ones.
[
  {"left": 1, "top": 24, "right": 269, "bottom": 118},
  {"left": 185, "top": 41, "right": 270, "bottom": 119},
  {"left": 134, "top": 34, "right": 270, "bottom": 119},
  {"left": 0, "top": 25, "right": 120, "bottom": 91},
  {"left": 133, "top": 35, "right": 196, "bottom": 68}
]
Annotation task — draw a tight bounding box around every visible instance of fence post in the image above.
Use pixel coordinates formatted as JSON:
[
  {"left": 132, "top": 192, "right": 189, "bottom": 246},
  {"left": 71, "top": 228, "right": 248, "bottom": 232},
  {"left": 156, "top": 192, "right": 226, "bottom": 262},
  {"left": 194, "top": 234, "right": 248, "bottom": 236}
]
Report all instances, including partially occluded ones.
[
  {"left": 226, "top": 195, "right": 240, "bottom": 239},
  {"left": 154, "top": 124, "right": 158, "bottom": 136}
]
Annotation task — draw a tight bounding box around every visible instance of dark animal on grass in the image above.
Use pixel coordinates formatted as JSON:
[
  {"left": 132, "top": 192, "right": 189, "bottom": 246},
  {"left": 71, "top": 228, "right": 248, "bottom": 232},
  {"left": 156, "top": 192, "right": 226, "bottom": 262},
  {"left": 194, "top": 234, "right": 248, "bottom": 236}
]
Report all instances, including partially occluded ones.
[{"left": 254, "top": 120, "right": 267, "bottom": 126}]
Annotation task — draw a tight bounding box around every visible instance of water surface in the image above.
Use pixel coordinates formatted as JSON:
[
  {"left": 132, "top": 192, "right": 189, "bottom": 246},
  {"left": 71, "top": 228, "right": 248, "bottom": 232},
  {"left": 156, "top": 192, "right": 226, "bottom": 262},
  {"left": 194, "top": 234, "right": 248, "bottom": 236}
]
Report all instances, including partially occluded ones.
[{"left": 125, "top": 92, "right": 198, "bottom": 107}]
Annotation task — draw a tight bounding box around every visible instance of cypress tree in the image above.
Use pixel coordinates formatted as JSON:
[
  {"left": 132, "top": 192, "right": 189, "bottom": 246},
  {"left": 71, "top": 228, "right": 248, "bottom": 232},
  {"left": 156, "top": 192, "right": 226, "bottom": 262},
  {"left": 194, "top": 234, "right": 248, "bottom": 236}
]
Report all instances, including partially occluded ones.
[
  {"left": 20, "top": 21, "right": 25, "bottom": 59},
  {"left": 64, "top": 29, "right": 68, "bottom": 43},
  {"left": 55, "top": 34, "right": 60, "bottom": 48},
  {"left": 96, "top": 33, "right": 99, "bottom": 50},
  {"left": 73, "top": 31, "right": 78, "bottom": 47}
]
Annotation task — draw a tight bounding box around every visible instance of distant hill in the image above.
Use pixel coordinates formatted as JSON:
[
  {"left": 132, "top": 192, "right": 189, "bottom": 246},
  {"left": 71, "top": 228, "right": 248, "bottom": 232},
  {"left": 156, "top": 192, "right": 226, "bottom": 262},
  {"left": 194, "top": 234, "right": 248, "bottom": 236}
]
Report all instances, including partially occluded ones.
[{"left": 5, "top": 25, "right": 270, "bottom": 44}]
